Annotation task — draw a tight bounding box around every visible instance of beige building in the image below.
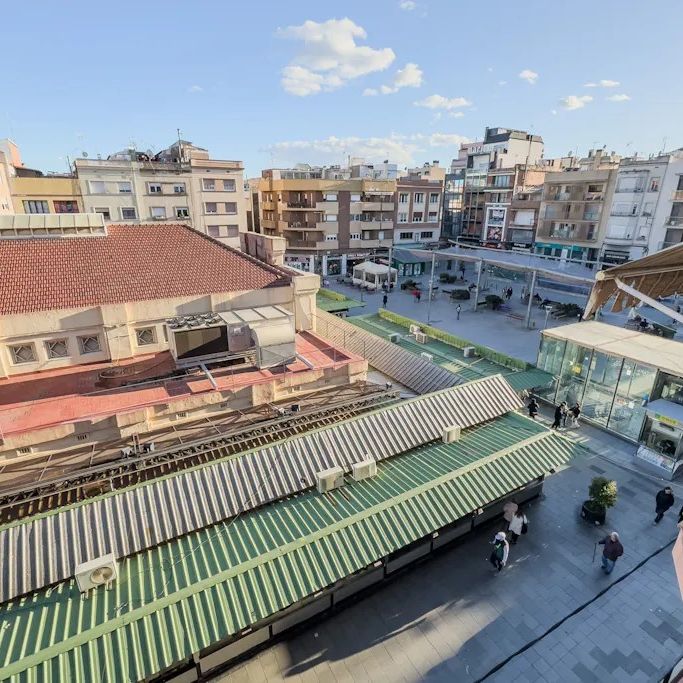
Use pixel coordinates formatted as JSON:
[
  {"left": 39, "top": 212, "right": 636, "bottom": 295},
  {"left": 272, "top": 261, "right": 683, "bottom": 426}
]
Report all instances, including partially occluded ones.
[
  {"left": 0, "top": 217, "right": 366, "bottom": 458},
  {"left": 394, "top": 176, "right": 443, "bottom": 246},
  {"left": 75, "top": 140, "right": 247, "bottom": 249},
  {"left": 0, "top": 151, "right": 12, "bottom": 215}
]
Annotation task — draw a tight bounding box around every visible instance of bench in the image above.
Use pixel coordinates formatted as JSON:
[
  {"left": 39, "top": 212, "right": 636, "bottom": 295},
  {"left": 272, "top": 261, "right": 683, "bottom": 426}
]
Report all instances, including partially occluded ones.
[{"left": 506, "top": 312, "right": 524, "bottom": 321}]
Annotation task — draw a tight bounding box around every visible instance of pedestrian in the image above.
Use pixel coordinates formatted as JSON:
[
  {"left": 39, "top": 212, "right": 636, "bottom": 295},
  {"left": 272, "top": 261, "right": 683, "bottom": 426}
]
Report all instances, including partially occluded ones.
[
  {"left": 678, "top": 504, "right": 683, "bottom": 525},
  {"left": 382, "top": 293, "right": 388, "bottom": 307},
  {"left": 456, "top": 304, "right": 461, "bottom": 320},
  {"left": 551, "top": 401, "right": 567, "bottom": 429},
  {"left": 508, "top": 508, "right": 528, "bottom": 545},
  {"left": 503, "top": 499, "right": 518, "bottom": 528},
  {"left": 528, "top": 398, "right": 539, "bottom": 420},
  {"left": 509, "top": 287, "right": 513, "bottom": 300},
  {"left": 598, "top": 531, "right": 623, "bottom": 575},
  {"left": 489, "top": 531, "right": 509, "bottom": 572},
  {"left": 654, "top": 486, "right": 675, "bottom": 524},
  {"left": 416, "top": 290, "right": 421, "bottom": 303},
  {"left": 569, "top": 402, "right": 581, "bottom": 427}
]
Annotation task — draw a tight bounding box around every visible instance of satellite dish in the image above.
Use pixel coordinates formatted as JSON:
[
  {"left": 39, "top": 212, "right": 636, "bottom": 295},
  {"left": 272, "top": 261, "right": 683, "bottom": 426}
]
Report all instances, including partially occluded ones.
[{"left": 82, "top": 152, "right": 88, "bottom": 158}]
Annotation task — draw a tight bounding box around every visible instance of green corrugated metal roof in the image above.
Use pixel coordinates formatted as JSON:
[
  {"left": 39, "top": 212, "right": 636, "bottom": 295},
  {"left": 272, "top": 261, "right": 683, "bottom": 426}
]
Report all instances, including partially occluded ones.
[
  {"left": 316, "top": 293, "right": 365, "bottom": 313},
  {"left": 349, "top": 314, "right": 553, "bottom": 391},
  {"left": 0, "top": 413, "right": 581, "bottom": 682}
]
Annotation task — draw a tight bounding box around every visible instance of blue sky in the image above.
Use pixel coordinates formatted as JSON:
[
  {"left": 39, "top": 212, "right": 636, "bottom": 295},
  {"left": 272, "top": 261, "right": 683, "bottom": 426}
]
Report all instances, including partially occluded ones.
[{"left": 4, "top": 0, "right": 683, "bottom": 176}]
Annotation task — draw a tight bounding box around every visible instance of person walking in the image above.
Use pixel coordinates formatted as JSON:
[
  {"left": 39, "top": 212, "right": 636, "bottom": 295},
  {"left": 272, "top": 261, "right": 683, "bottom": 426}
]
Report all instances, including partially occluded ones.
[
  {"left": 416, "top": 290, "right": 422, "bottom": 303},
  {"left": 569, "top": 402, "right": 581, "bottom": 427},
  {"left": 382, "top": 293, "right": 388, "bottom": 308},
  {"left": 551, "top": 402, "right": 567, "bottom": 429},
  {"left": 598, "top": 531, "right": 623, "bottom": 575},
  {"left": 508, "top": 509, "right": 528, "bottom": 545},
  {"left": 503, "top": 499, "right": 518, "bottom": 528},
  {"left": 654, "top": 486, "right": 675, "bottom": 524},
  {"left": 456, "top": 304, "right": 461, "bottom": 320},
  {"left": 528, "top": 398, "right": 539, "bottom": 420},
  {"left": 489, "top": 531, "right": 509, "bottom": 572}
]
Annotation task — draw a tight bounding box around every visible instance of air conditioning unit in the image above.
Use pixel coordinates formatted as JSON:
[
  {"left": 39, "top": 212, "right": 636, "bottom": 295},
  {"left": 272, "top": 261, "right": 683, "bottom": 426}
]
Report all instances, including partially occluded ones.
[
  {"left": 316, "top": 466, "right": 345, "bottom": 493},
  {"left": 74, "top": 553, "right": 118, "bottom": 593},
  {"left": 415, "top": 332, "right": 427, "bottom": 344},
  {"left": 409, "top": 324, "right": 421, "bottom": 335},
  {"left": 442, "top": 425, "right": 461, "bottom": 443},
  {"left": 463, "top": 346, "right": 477, "bottom": 358},
  {"left": 420, "top": 352, "right": 434, "bottom": 362},
  {"left": 351, "top": 458, "right": 378, "bottom": 481},
  {"left": 388, "top": 333, "right": 401, "bottom": 343}
]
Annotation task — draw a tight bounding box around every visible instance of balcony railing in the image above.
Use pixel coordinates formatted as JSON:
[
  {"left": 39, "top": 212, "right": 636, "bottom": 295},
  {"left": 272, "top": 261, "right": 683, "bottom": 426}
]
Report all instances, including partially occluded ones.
[
  {"left": 286, "top": 201, "right": 314, "bottom": 209},
  {"left": 615, "top": 187, "right": 644, "bottom": 193},
  {"left": 672, "top": 190, "right": 683, "bottom": 202},
  {"left": 666, "top": 216, "right": 683, "bottom": 227}
]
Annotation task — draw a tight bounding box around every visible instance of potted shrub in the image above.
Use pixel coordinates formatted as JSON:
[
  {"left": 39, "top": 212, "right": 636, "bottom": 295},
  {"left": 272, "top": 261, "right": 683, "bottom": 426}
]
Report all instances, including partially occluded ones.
[
  {"left": 485, "top": 294, "right": 503, "bottom": 310},
  {"left": 581, "top": 476, "right": 617, "bottom": 525}
]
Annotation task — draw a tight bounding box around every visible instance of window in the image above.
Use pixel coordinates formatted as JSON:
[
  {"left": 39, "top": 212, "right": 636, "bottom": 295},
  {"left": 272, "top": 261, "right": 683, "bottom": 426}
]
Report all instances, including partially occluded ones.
[
  {"left": 23, "top": 200, "right": 49, "bottom": 214},
  {"left": 222, "top": 179, "right": 236, "bottom": 192},
  {"left": 351, "top": 213, "right": 362, "bottom": 221},
  {"left": 78, "top": 335, "right": 101, "bottom": 354},
  {"left": 323, "top": 192, "right": 337, "bottom": 201},
  {"left": 399, "top": 232, "right": 413, "bottom": 240},
  {"left": 428, "top": 212, "right": 438, "bottom": 223},
  {"left": 148, "top": 183, "right": 162, "bottom": 194},
  {"left": 121, "top": 207, "right": 137, "bottom": 220},
  {"left": 587, "top": 224, "right": 596, "bottom": 240},
  {"left": 642, "top": 202, "right": 654, "bottom": 217},
  {"left": 207, "top": 225, "right": 239, "bottom": 238},
  {"left": 203, "top": 179, "right": 215, "bottom": 191},
  {"left": 76, "top": 434, "right": 89, "bottom": 441},
  {"left": 412, "top": 211, "right": 423, "bottom": 223},
  {"left": 225, "top": 202, "right": 237, "bottom": 214},
  {"left": 150, "top": 207, "right": 166, "bottom": 219},
  {"left": 17, "top": 447, "right": 31, "bottom": 454},
  {"left": 225, "top": 225, "right": 239, "bottom": 238},
  {"left": 118, "top": 181, "right": 132, "bottom": 193},
  {"left": 173, "top": 183, "right": 186, "bottom": 194},
  {"left": 136, "top": 328, "right": 156, "bottom": 346},
  {"left": 398, "top": 212, "right": 408, "bottom": 223},
  {"left": 175, "top": 207, "right": 190, "bottom": 218},
  {"left": 9, "top": 344, "right": 36, "bottom": 364},
  {"left": 350, "top": 193, "right": 361, "bottom": 202},
  {"left": 350, "top": 233, "right": 360, "bottom": 240},
  {"left": 399, "top": 193, "right": 409, "bottom": 204},
  {"left": 94, "top": 207, "right": 111, "bottom": 220},
  {"left": 677, "top": 176, "right": 683, "bottom": 192},
  {"left": 45, "top": 339, "right": 68, "bottom": 359},
  {"left": 324, "top": 214, "right": 337, "bottom": 222},
  {"left": 429, "top": 193, "right": 439, "bottom": 204},
  {"left": 89, "top": 180, "right": 106, "bottom": 194},
  {"left": 421, "top": 231, "right": 433, "bottom": 239},
  {"left": 54, "top": 200, "right": 78, "bottom": 213},
  {"left": 205, "top": 202, "right": 218, "bottom": 213},
  {"left": 325, "top": 234, "right": 337, "bottom": 241},
  {"left": 649, "top": 177, "right": 660, "bottom": 192},
  {"left": 208, "top": 225, "right": 220, "bottom": 237},
  {"left": 413, "top": 192, "right": 424, "bottom": 204},
  {"left": 587, "top": 184, "right": 603, "bottom": 194}
]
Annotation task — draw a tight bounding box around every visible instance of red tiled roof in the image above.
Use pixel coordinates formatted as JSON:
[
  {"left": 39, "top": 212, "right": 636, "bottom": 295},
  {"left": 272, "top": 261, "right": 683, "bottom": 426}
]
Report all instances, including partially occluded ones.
[{"left": 0, "top": 223, "right": 291, "bottom": 315}]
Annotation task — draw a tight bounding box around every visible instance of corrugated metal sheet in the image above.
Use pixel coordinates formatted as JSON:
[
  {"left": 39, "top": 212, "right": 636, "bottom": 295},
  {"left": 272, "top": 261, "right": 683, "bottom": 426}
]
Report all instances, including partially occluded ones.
[
  {"left": 0, "top": 375, "right": 522, "bottom": 603},
  {"left": 315, "top": 310, "right": 463, "bottom": 394},
  {"left": 0, "top": 414, "right": 580, "bottom": 683}
]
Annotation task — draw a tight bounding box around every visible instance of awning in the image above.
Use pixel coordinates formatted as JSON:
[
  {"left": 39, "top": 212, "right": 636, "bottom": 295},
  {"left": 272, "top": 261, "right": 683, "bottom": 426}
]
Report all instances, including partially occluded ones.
[{"left": 645, "top": 399, "right": 683, "bottom": 429}]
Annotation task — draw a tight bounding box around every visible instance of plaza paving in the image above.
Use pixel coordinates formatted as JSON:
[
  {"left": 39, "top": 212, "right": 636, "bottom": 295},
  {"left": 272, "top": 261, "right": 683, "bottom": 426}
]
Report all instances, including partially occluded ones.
[{"left": 217, "top": 416, "right": 683, "bottom": 682}]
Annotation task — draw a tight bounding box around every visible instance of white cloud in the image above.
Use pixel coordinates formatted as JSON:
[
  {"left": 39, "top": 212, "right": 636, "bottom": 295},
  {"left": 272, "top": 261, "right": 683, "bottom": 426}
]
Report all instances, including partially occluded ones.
[
  {"left": 448, "top": 111, "right": 465, "bottom": 118},
  {"left": 584, "top": 79, "right": 620, "bottom": 88},
  {"left": 560, "top": 94, "right": 593, "bottom": 110},
  {"left": 363, "top": 88, "right": 379, "bottom": 96},
  {"left": 414, "top": 94, "right": 472, "bottom": 110},
  {"left": 369, "top": 62, "right": 423, "bottom": 95},
  {"left": 187, "top": 85, "right": 203, "bottom": 93},
  {"left": 399, "top": 0, "right": 416, "bottom": 9},
  {"left": 518, "top": 69, "right": 539, "bottom": 84},
  {"left": 266, "top": 132, "right": 471, "bottom": 166},
  {"left": 277, "top": 18, "right": 395, "bottom": 96},
  {"left": 606, "top": 93, "right": 631, "bottom": 102},
  {"left": 498, "top": 80, "right": 507, "bottom": 86}
]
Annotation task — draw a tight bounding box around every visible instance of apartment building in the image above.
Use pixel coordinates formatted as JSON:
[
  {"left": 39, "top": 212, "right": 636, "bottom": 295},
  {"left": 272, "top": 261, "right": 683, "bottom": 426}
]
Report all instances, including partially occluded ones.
[
  {"left": 535, "top": 149, "right": 620, "bottom": 263},
  {"left": 405, "top": 161, "right": 447, "bottom": 183},
  {"left": 258, "top": 168, "right": 395, "bottom": 275},
  {"left": 394, "top": 176, "right": 443, "bottom": 246},
  {"left": 506, "top": 186, "right": 543, "bottom": 249},
  {"left": 442, "top": 167, "right": 465, "bottom": 238},
  {"left": 75, "top": 140, "right": 247, "bottom": 249},
  {"left": 350, "top": 160, "right": 398, "bottom": 180},
  {"left": 460, "top": 128, "right": 544, "bottom": 241},
  {"left": 0, "top": 151, "right": 12, "bottom": 215},
  {"left": 602, "top": 150, "right": 683, "bottom": 263}
]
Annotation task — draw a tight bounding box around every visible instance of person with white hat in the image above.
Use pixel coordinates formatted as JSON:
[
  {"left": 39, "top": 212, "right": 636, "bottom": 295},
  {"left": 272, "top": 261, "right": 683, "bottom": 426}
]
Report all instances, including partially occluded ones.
[{"left": 489, "top": 531, "right": 509, "bottom": 572}]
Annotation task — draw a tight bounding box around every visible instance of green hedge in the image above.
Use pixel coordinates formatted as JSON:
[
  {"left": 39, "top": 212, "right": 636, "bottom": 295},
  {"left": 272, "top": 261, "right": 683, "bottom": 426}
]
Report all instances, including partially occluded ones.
[
  {"left": 378, "top": 309, "right": 529, "bottom": 370},
  {"left": 318, "top": 288, "right": 347, "bottom": 302}
]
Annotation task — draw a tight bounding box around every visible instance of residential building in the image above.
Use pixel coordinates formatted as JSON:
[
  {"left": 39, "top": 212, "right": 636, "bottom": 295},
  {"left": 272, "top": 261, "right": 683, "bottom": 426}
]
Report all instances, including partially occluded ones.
[
  {"left": 0, "top": 151, "right": 12, "bottom": 214},
  {"left": 505, "top": 186, "right": 543, "bottom": 250},
  {"left": 535, "top": 148, "right": 620, "bottom": 263},
  {"left": 75, "top": 140, "right": 247, "bottom": 249},
  {"left": 602, "top": 149, "right": 683, "bottom": 263},
  {"left": 350, "top": 160, "right": 398, "bottom": 180},
  {"left": 405, "top": 161, "right": 447, "bottom": 183},
  {"left": 258, "top": 168, "right": 396, "bottom": 275},
  {"left": 11, "top": 174, "right": 83, "bottom": 215},
  {"left": 442, "top": 168, "right": 465, "bottom": 238},
  {"left": 461, "top": 128, "right": 544, "bottom": 241},
  {"left": 394, "top": 176, "right": 443, "bottom": 246}
]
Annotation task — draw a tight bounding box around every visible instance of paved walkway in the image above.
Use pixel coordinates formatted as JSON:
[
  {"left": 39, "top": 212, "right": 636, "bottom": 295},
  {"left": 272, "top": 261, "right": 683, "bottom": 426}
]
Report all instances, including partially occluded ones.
[{"left": 216, "top": 424, "right": 683, "bottom": 683}]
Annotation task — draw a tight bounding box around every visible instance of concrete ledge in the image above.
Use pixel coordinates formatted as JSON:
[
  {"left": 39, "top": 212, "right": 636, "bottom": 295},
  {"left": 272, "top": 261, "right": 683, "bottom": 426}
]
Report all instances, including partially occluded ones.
[
  {"left": 386, "top": 541, "right": 431, "bottom": 574},
  {"left": 271, "top": 596, "right": 331, "bottom": 635},
  {"left": 199, "top": 627, "right": 269, "bottom": 674},
  {"left": 334, "top": 567, "right": 385, "bottom": 602}
]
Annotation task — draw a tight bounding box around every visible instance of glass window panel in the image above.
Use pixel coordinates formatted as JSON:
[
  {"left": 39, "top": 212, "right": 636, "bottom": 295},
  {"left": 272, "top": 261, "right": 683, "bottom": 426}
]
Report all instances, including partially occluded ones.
[
  {"left": 608, "top": 362, "right": 657, "bottom": 440},
  {"left": 555, "top": 343, "right": 592, "bottom": 408},
  {"left": 580, "top": 352, "right": 622, "bottom": 426}
]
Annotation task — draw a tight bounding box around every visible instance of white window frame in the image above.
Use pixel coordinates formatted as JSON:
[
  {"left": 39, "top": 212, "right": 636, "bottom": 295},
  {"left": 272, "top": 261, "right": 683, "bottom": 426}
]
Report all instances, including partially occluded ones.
[
  {"left": 94, "top": 207, "right": 111, "bottom": 220},
  {"left": 323, "top": 193, "right": 338, "bottom": 201},
  {"left": 203, "top": 179, "right": 216, "bottom": 191},
  {"left": 413, "top": 192, "right": 425, "bottom": 204},
  {"left": 148, "top": 183, "right": 162, "bottom": 194},
  {"left": 420, "top": 231, "right": 434, "bottom": 239},
  {"left": 78, "top": 335, "right": 101, "bottom": 354},
  {"left": 118, "top": 181, "right": 132, "bottom": 194},
  {"left": 350, "top": 193, "right": 361, "bottom": 202},
  {"left": 175, "top": 207, "right": 190, "bottom": 218},
  {"left": 135, "top": 327, "right": 156, "bottom": 346},
  {"left": 428, "top": 212, "right": 438, "bottom": 223},
  {"left": 325, "top": 234, "right": 338, "bottom": 241},
  {"left": 324, "top": 214, "right": 338, "bottom": 222},
  {"left": 9, "top": 344, "right": 36, "bottom": 364},
  {"left": 222, "top": 179, "right": 236, "bottom": 192},
  {"left": 150, "top": 207, "right": 166, "bottom": 220},
  {"left": 399, "top": 193, "right": 409, "bottom": 204},
  {"left": 89, "top": 180, "right": 106, "bottom": 194},
  {"left": 399, "top": 231, "right": 413, "bottom": 240},
  {"left": 207, "top": 225, "right": 220, "bottom": 237},
  {"left": 120, "top": 207, "right": 137, "bottom": 220},
  {"left": 205, "top": 202, "right": 218, "bottom": 214},
  {"left": 398, "top": 213, "right": 408, "bottom": 223},
  {"left": 173, "top": 183, "right": 186, "bottom": 194},
  {"left": 429, "top": 193, "right": 439, "bottom": 204},
  {"left": 45, "top": 339, "right": 69, "bottom": 359},
  {"left": 225, "top": 202, "right": 237, "bottom": 215},
  {"left": 412, "top": 211, "right": 424, "bottom": 223},
  {"left": 350, "top": 232, "right": 361, "bottom": 240}
]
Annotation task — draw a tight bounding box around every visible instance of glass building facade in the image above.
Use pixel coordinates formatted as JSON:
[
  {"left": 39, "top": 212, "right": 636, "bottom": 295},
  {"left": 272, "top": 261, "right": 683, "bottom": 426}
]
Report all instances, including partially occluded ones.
[{"left": 536, "top": 336, "right": 657, "bottom": 442}]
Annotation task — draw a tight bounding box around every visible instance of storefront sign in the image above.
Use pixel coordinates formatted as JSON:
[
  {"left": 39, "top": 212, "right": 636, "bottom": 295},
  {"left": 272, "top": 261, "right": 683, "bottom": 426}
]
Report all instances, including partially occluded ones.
[
  {"left": 655, "top": 413, "right": 681, "bottom": 428},
  {"left": 635, "top": 444, "right": 674, "bottom": 472}
]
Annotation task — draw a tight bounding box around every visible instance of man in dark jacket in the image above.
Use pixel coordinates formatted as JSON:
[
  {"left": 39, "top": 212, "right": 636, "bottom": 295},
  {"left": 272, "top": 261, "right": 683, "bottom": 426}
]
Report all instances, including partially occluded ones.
[
  {"left": 654, "top": 487, "right": 675, "bottom": 524},
  {"left": 551, "top": 402, "right": 566, "bottom": 429},
  {"left": 598, "top": 532, "right": 624, "bottom": 574}
]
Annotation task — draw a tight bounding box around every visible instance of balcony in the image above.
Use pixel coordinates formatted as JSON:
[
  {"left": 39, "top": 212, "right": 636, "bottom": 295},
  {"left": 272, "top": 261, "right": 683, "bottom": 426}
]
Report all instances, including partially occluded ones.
[
  {"left": 351, "top": 238, "right": 393, "bottom": 249},
  {"left": 351, "top": 218, "right": 394, "bottom": 231},
  {"left": 584, "top": 193, "right": 604, "bottom": 201},
  {"left": 351, "top": 201, "right": 396, "bottom": 212},
  {"left": 283, "top": 222, "right": 320, "bottom": 231},
  {"left": 615, "top": 187, "right": 644, "bottom": 193},
  {"left": 287, "top": 239, "right": 322, "bottom": 250},
  {"left": 672, "top": 191, "right": 683, "bottom": 202},
  {"left": 285, "top": 201, "right": 314, "bottom": 210},
  {"left": 667, "top": 216, "right": 683, "bottom": 227},
  {"left": 315, "top": 200, "right": 339, "bottom": 211}
]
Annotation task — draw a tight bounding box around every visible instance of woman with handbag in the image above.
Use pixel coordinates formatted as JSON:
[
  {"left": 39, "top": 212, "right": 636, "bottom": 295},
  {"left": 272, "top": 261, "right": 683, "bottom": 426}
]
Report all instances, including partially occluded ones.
[{"left": 508, "top": 508, "right": 528, "bottom": 545}]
